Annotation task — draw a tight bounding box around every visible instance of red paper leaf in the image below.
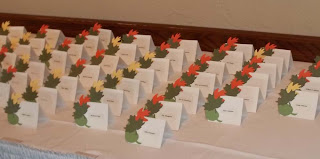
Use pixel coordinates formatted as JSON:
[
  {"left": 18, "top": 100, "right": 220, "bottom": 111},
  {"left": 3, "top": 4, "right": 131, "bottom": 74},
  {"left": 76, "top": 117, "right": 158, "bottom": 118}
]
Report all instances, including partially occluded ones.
[
  {"left": 227, "top": 37, "right": 238, "bottom": 46},
  {"left": 93, "top": 23, "right": 102, "bottom": 32},
  {"left": 128, "top": 29, "right": 139, "bottom": 39},
  {"left": 187, "top": 64, "right": 200, "bottom": 76},
  {"left": 241, "top": 65, "right": 255, "bottom": 77},
  {"left": 213, "top": 88, "right": 226, "bottom": 99},
  {"left": 160, "top": 42, "right": 171, "bottom": 51},
  {"left": 80, "top": 30, "right": 89, "bottom": 39},
  {"left": 76, "top": 59, "right": 86, "bottom": 67},
  {"left": 61, "top": 39, "right": 72, "bottom": 48},
  {"left": 200, "top": 54, "right": 211, "bottom": 64},
  {"left": 219, "top": 44, "right": 231, "bottom": 53},
  {"left": 39, "top": 24, "right": 49, "bottom": 34},
  {"left": 231, "top": 78, "right": 244, "bottom": 89},
  {"left": 315, "top": 61, "right": 320, "bottom": 70},
  {"left": 135, "top": 108, "right": 150, "bottom": 121},
  {"left": 265, "top": 42, "right": 277, "bottom": 51},
  {"left": 7, "top": 65, "right": 17, "bottom": 73},
  {"left": 298, "top": 69, "right": 312, "bottom": 80},
  {"left": 173, "top": 78, "right": 186, "bottom": 88},
  {"left": 250, "top": 56, "right": 264, "bottom": 64},
  {"left": 79, "top": 95, "right": 90, "bottom": 106},
  {"left": 0, "top": 46, "right": 8, "bottom": 55},
  {"left": 171, "top": 33, "right": 181, "bottom": 43},
  {"left": 95, "top": 49, "right": 105, "bottom": 58},
  {"left": 152, "top": 94, "right": 165, "bottom": 105}
]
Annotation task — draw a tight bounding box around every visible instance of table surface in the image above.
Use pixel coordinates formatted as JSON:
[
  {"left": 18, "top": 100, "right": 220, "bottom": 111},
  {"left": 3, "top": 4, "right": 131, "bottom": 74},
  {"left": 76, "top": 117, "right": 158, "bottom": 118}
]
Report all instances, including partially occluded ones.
[{"left": 1, "top": 58, "right": 320, "bottom": 159}]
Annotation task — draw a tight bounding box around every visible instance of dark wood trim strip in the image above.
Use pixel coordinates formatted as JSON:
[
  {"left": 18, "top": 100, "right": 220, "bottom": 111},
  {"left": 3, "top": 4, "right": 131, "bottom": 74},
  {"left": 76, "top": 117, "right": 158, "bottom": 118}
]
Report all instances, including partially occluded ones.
[{"left": 0, "top": 12, "right": 319, "bottom": 62}]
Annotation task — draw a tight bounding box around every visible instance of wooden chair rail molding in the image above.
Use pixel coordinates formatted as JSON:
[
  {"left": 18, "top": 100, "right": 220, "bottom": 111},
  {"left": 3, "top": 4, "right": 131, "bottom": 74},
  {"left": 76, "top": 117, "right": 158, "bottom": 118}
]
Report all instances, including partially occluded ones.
[{"left": 1, "top": 13, "right": 319, "bottom": 62}]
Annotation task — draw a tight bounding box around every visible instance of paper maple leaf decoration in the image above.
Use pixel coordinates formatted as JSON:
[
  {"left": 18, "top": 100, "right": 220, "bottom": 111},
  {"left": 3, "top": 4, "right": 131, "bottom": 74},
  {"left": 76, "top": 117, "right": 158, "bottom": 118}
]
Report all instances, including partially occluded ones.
[
  {"left": 308, "top": 56, "right": 320, "bottom": 77},
  {"left": 105, "top": 36, "right": 121, "bottom": 56},
  {"left": 73, "top": 95, "right": 91, "bottom": 127},
  {"left": 0, "top": 21, "right": 10, "bottom": 35},
  {"left": 16, "top": 54, "right": 30, "bottom": 72},
  {"left": 75, "top": 30, "right": 89, "bottom": 44},
  {"left": 135, "top": 108, "right": 150, "bottom": 121},
  {"left": 211, "top": 37, "right": 238, "bottom": 61},
  {"left": 123, "top": 62, "right": 141, "bottom": 79},
  {"left": 164, "top": 78, "right": 186, "bottom": 101},
  {"left": 0, "top": 46, "right": 8, "bottom": 63},
  {"left": 88, "top": 80, "right": 104, "bottom": 102},
  {"left": 121, "top": 29, "right": 138, "bottom": 43},
  {"left": 104, "top": 70, "right": 123, "bottom": 89},
  {"left": 4, "top": 92, "right": 22, "bottom": 125},
  {"left": 90, "top": 49, "right": 105, "bottom": 65},
  {"left": 203, "top": 88, "right": 225, "bottom": 122},
  {"left": 19, "top": 32, "right": 31, "bottom": 45},
  {"left": 89, "top": 23, "right": 102, "bottom": 36},
  {"left": 69, "top": 58, "right": 86, "bottom": 77},
  {"left": 44, "top": 69, "right": 62, "bottom": 88},
  {"left": 58, "top": 39, "right": 72, "bottom": 51},
  {"left": 0, "top": 65, "right": 17, "bottom": 83},
  {"left": 39, "top": 44, "right": 53, "bottom": 67},
  {"left": 22, "top": 80, "right": 40, "bottom": 102},
  {"left": 138, "top": 52, "right": 155, "bottom": 68},
  {"left": 167, "top": 33, "right": 181, "bottom": 48},
  {"left": 36, "top": 24, "right": 49, "bottom": 38}
]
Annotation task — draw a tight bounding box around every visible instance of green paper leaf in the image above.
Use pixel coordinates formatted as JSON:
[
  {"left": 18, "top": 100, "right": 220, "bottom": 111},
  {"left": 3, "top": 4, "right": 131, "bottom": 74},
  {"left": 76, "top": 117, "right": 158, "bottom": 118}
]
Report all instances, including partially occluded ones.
[
  {"left": 22, "top": 86, "right": 38, "bottom": 102},
  {"left": 57, "top": 45, "right": 69, "bottom": 52},
  {"left": 3, "top": 43, "right": 13, "bottom": 53},
  {"left": 167, "top": 38, "right": 180, "bottom": 48},
  {"left": 234, "top": 71, "right": 250, "bottom": 83},
  {"left": 68, "top": 65, "right": 85, "bottom": 77},
  {"left": 0, "top": 29, "right": 9, "bottom": 35},
  {"left": 4, "top": 99, "right": 20, "bottom": 114},
  {"left": 0, "top": 69, "right": 14, "bottom": 83},
  {"left": 44, "top": 74, "right": 60, "bottom": 88},
  {"left": 224, "top": 84, "right": 240, "bottom": 96},
  {"left": 124, "top": 115, "right": 144, "bottom": 133},
  {"left": 212, "top": 49, "right": 227, "bottom": 61},
  {"left": 39, "top": 48, "right": 52, "bottom": 65},
  {"left": 308, "top": 64, "right": 320, "bottom": 77},
  {"left": 121, "top": 34, "right": 134, "bottom": 44},
  {"left": 138, "top": 57, "right": 153, "bottom": 68},
  {"left": 145, "top": 100, "right": 162, "bottom": 115},
  {"left": 277, "top": 89, "right": 297, "bottom": 105},
  {"left": 73, "top": 102, "right": 89, "bottom": 119},
  {"left": 181, "top": 73, "right": 196, "bottom": 86},
  {"left": 105, "top": 43, "right": 120, "bottom": 55},
  {"left": 290, "top": 75, "right": 307, "bottom": 87},
  {"left": 262, "top": 49, "right": 274, "bottom": 56},
  {"left": 104, "top": 74, "right": 118, "bottom": 89},
  {"left": 19, "top": 39, "right": 29, "bottom": 45},
  {"left": 88, "top": 27, "right": 99, "bottom": 36},
  {"left": 75, "top": 35, "right": 85, "bottom": 44},
  {"left": 164, "top": 84, "right": 181, "bottom": 100},
  {"left": 194, "top": 59, "right": 208, "bottom": 72},
  {"left": 88, "top": 87, "right": 104, "bottom": 103},
  {"left": 123, "top": 68, "right": 137, "bottom": 79},
  {"left": 0, "top": 54, "right": 5, "bottom": 63},
  {"left": 90, "top": 56, "right": 104, "bottom": 65},
  {"left": 35, "top": 32, "right": 46, "bottom": 38},
  {"left": 154, "top": 47, "right": 168, "bottom": 58},
  {"left": 16, "top": 59, "right": 29, "bottom": 72},
  {"left": 203, "top": 94, "right": 224, "bottom": 111}
]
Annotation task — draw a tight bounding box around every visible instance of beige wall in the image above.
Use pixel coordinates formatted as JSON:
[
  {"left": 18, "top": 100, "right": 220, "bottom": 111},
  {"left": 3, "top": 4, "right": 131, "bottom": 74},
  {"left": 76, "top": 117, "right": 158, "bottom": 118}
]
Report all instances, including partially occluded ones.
[{"left": 1, "top": 0, "right": 319, "bottom": 36}]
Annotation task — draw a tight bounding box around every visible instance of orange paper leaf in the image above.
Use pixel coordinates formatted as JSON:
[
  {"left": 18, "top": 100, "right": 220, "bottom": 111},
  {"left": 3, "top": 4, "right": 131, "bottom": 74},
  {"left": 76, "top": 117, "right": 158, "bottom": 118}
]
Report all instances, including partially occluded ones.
[
  {"left": 187, "top": 64, "right": 200, "bottom": 76},
  {"left": 152, "top": 94, "right": 165, "bottom": 105},
  {"left": 231, "top": 78, "right": 244, "bottom": 89},
  {"left": 200, "top": 54, "right": 211, "bottom": 64},
  {"left": 79, "top": 95, "right": 90, "bottom": 106},
  {"left": 135, "top": 108, "right": 150, "bottom": 121},
  {"left": 171, "top": 33, "right": 181, "bottom": 43},
  {"left": 95, "top": 49, "right": 105, "bottom": 58},
  {"left": 213, "top": 88, "right": 226, "bottom": 99},
  {"left": 173, "top": 78, "right": 186, "bottom": 88},
  {"left": 265, "top": 42, "right": 277, "bottom": 51},
  {"left": 160, "top": 42, "right": 170, "bottom": 51}
]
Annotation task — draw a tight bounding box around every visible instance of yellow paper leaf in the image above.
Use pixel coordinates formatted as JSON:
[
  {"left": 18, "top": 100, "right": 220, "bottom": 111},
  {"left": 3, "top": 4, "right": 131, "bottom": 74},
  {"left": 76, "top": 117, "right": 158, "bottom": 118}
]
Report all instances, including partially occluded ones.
[
  {"left": 2, "top": 21, "right": 10, "bottom": 31},
  {"left": 286, "top": 82, "right": 301, "bottom": 93},
  {"left": 112, "top": 36, "right": 121, "bottom": 47},
  {"left": 93, "top": 80, "right": 104, "bottom": 92},
  {"left": 111, "top": 69, "right": 123, "bottom": 80},
  {"left": 10, "top": 38, "right": 19, "bottom": 50},
  {"left": 45, "top": 44, "right": 53, "bottom": 53},
  {"left": 22, "top": 32, "right": 31, "bottom": 42},
  {"left": 30, "top": 80, "right": 40, "bottom": 92},
  {"left": 128, "top": 62, "right": 141, "bottom": 72},
  {"left": 21, "top": 54, "right": 30, "bottom": 64},
  {"left": 52, "top": 69, "right": 62, "bottom": 79},
  {"left": 254, "top": 48, "right": 265, "bottom": 59},
  {"left": 11, "top": 93, "right": 22, "bottom": 105},
  {"left": 144, "top": 52, "right": 156, "bottom": 61}
]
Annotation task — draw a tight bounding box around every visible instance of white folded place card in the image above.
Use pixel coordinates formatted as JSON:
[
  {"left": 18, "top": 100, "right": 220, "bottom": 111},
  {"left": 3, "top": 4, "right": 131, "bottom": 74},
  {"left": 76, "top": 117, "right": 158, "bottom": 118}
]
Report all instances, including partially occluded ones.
[
  {"left": 116, "top": 78, "right": 140, "bottom": 104},
  {"left": 57, "top": 76, "right": 78, "bottom": 102},
  {"left": 16, "top": 101, "right": 40, "bottom": 128},
  {"left": 273, "top": 49, "right": 293, "bottom": 73},
  {"left": 83, "top": 35, "right": 103, "bottom": 57},
  {"left": 1, "top": 53, "right": 16, "bottom": 69},
  {"left": 101, "top": 88, "right": 124, "bottom": 116},
  {"left": 176, "top": 86, "right": 200, "bottom": 114},
  {"left": 235, "top": 43, "right": 254, "bottom": 62},
  {"left": 221, "top": 51, "right": 244, "bottom": 75},
  {"left": 301, "top": 77, "right": 320, "bottom": 96},
  {"left": 132, "top": 35, "right": 156, "bottom": 56},
  {"left": 134, "top": 68, "right": 155, "bottom": 96},
  {"left": 191, "top": 72, "right": 216, "bottom": 105},
  {"left": 8, "top": 26, "right": 26, "bottom": 41},
  {"left": 45, "top": 29, "right": 65, "bottom": 49},
  {"left": 136, "top": 117, "right": 166, "bottom": 149},
  {"left": 26, "top": 62, "right": 45, "bottom": 86},
  {"left": 255, "top": 63, "right": 278, "bottom": 88},
  {"left": 245, "top": 72, "right": 269, "bottom": 100},
  {"left": 288, "top": 91, "right": 318, "bottom": 120},
  {"left": 100, "top": 55, "right": 119, "bottom": 75},
  {"left": 0, "top": 83, "right": 10, "bottom": 108},
  {"left": 37, "top": 87, "right": 57, "bottom": 115},
  {"left": 0, "top": 35, "right": 7, "bottom": 48},
  {"left": 178, "top": 40, "right": 202, "bottom": 64},
  {"left": 264, "top": 56, "right": 285, "bottom": 80},
  {"left": 205, "top": 61, "right": 227, "bottom": 86},
  {"left": 79, "top": 65, "right": 100, "bottom": 91},
  {"left": 213, "top": 96, "right": 244, "bottom": 126},
  {"left": 67, "top": 44, "right": 85, "bottom": 69},
  {"left": 237, "top": 86, "right": 260, "bottom": 113},
  {"left": 155, "top": 101, "right": 183, "bottom": 130},
  {"left": 49, "top": 50, "right": 67, "bottom": 75},
  {"left": 9, "top": 72, "right": 28, "bottom": 94},
  {"left": 165, "top": 48, "right": 184, "bottom": 73},
  {"left": 98, "top": 29, "right": 114, "bottom": 49},
  {"left": 14, "top": 45, "right": 32, "bottom": 59},
  {"left": 116, "top": 44, "right": 137, "bottom": 67},
  {"left": 84, "top": 102, "right": 109, "bottom": 131},
  {"left": 29, "top": 38, "right": 46, "bottom": 57},
  {"left": 149, "top": 58, "right": 170, "bottom": 83}
]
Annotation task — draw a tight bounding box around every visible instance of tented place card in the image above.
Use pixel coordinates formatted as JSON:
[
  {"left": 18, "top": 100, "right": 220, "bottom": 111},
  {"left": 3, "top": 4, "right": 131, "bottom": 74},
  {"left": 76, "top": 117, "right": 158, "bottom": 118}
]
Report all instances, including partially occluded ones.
[
  {"left": 211, "top": 96, "right": 244, "bottom": 126},
  {"left": 176, "top": 86, "right": 200, "bottom": 114},
  {"left": 205, "top": 61, "right": 227, "bottom": 86},
  {"left": 1, "top": 53, "right": 16, "bottom": 69},
  {"left": 237, "top": 86, "right": 260, "bottom": 113},
  {"left": 255, "top": 63, "right": 278, "bottom": 88},
  {"left": 83, "top": 35, "right": 103, "bottom": 57},
  {"left": 235, "top": 43, "right": 254, "bottom": 62},
  {"left": 116, "top": 78, "right": 140, "bottom": 104},
  {"left": 37, "top": 87, "right": 57, "bottom": 115},
  {"left": 66, "top": 44, "right": 86, "bottom": 73},
  {"left": 245, "top": 72, "right": 270, "bottom": 100},
  {"left": 155, "top": 101, "right": 183, "bottom": 130},
  {"left": 116, "top": 44, "right": 138, "bottom": 67},
  {"left": 26, "top": 62, "right": 45, "bottom": 86},
  {"left": 45, "top": 29, "right": 65, "bottom": 49},
  {"left": 134, "top": 68, "right": 155, "bottom": 96},
  {"left": 9, "top": 72, "right": 28, "bottom": 94},
  {"left": 49, "top": 50, "right": 67, "bottom": 75},
  {"left": 0, "top": 35, "right": 7, "bottom": 47},
  {"left": 287, "top": 91, "right": 319, "bottom": 120},
  {"left": 191, "top": 72, "right": 216, "bottom": 105},
  {"left": 14, "top": 45, "right": 32, "bottom": 59},
  {"left": 57, "top": 76, "right": 78, "bottom": 103},
  {"left": 0, "top": 83, "right": 10, "bottom": 108},
  {"left": 15, "top": 101, "right": 40, "bottom": 128},
  {"left": 81, "top": 102, "right": 109, "bottom": 131},
  {"left": 264, "top": 56, "right": 285, "bottom": 80},
  {"left": 100, "top": 55, "right": 119, "bottom": 75},
  {"left": 136, "top": 117, "right": 166, "bottom": 148},
  {"left": 149, "top": 58, "right": 170, "bottom": 84},
  {"left": 301, "top": 77, "right": 320, "bottom": 96},
  {"left": 221, "top": 51, "right": 244, "bottom": 74},
  {"left": 273, "top": 49, "right": 293, "bottom": 73},
  {"left": 132, "top": 34, "right": 156, "bottom": 56},
  {"left": 79, "top": 65, "right": 100, "bottom": 91},
  {"left": 101, "top": 88, "right": 124, "bottom": 116},
  {"left": 98, "top": 29, "right": 114, "bottom": 49},
  {"left": 178, "top": 40, "right": 202, "bottom": 65},
  {"left": 8, "top": 26, "right": 26, "bottom": 41},
  {"left": 165, "top": 48, "right": 185, "bottom": 73},
  {"left": 29, "top": 38, "right": 45, "bottom": 57}
]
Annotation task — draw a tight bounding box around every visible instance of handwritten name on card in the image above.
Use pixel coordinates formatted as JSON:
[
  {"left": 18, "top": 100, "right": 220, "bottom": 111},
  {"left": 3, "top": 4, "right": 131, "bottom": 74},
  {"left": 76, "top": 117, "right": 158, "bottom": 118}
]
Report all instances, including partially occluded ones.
[
  {"left": 221, "top": 51, "right": 244, "bottom": 75},
  {"left": 149, "top": 58, "right": 170, "bottom": 83},
  {"left": 237, "top": 86, "right": 260, "bottom": 113},
  {"left": 178, "top": 40, "right": 201, "bottom": 65},
  {"left": 57, "top": 76, "right": 78, "bottom": 102},
  {"left": 79, "top": 65, "right": 100, "bottom": 91},
  {"left": 98, "top": 29, "right": 114, "bottom": 49},
  {"left": 213, "top": 96, "right": 244, "bottom": 126},
  {"left": 101, "top": 88, "right": 124, "bottom": 116},
  {"left": 49, "top": 50, "right": 67, "bottom": 75},
  {"left": 289, "top": 91, "right": 318, "bottom": 120},
  {"left": 301, "top": 77, "right": 320, "bottom": 95},
  {"left": 176, "top": 86, "right": 200, "bottom": 114},
  {"left": 165, "top": 48, "right": 184, "bottom": 73},
  {"left": 9, "top": 72, "right": 28, "bottom": 94},
  {"left": 132, "top": 35, "right": 156, "bottom": 56},
  {"left": 156, "top": 101, "right": 183, "bottom": 130},
  {"left": 116, "top": 44, "right": 137, "bottom": 67},
  {"left": 29, "top": 38, "right": 46, "bottom": 57},
  {"left": 134, "top": 68, "right": 155, "bottom": 96},
  {"left": 84, "top": 102, "right": 109, "bottom": 131},
  {"left": 27, "top": 62, "right": 45, "bottom": 86},
  {"left": 16, "top": 101, "right": 39, "bottom": 128},
  {"left": 0, "top": 83, "right": 10, "bottom": 108},
  {"left": 136, "top": 117, "right": 166, "bottom": 148},
  {"left": 235, "top": 43, "right": 254, "bottom": 62},
  {"left": 37, "top": 87, "right": 57, "bottom": 115},
  {"left": 116, "top": 78, "right": 140, "bottom": 104},
  {"left": 84, "top": 35, "right": 100, "bottom": 57}
]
